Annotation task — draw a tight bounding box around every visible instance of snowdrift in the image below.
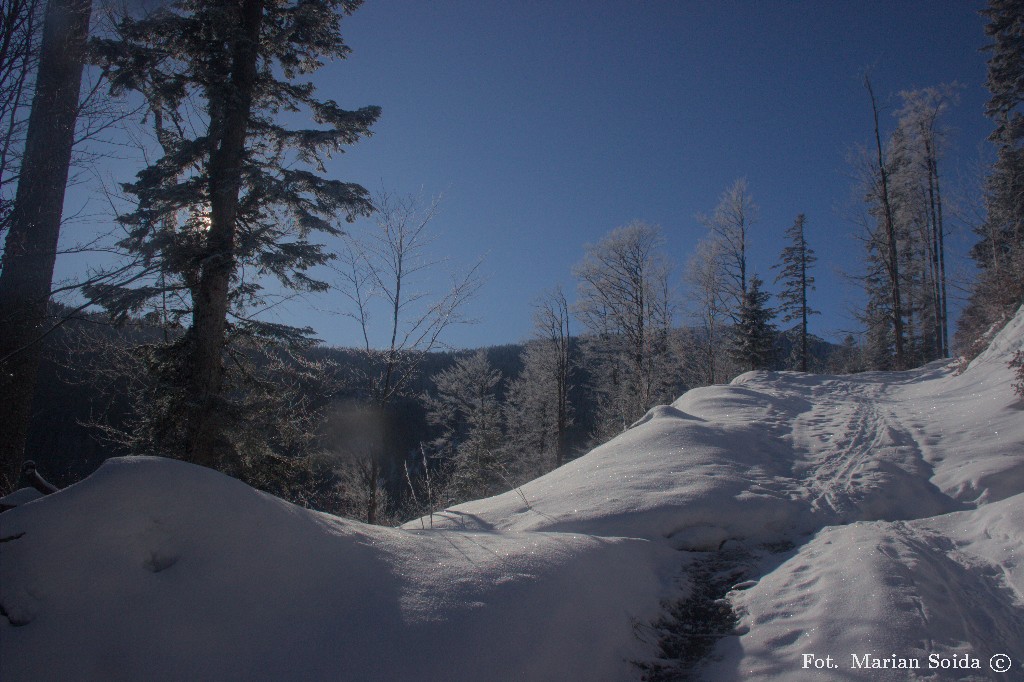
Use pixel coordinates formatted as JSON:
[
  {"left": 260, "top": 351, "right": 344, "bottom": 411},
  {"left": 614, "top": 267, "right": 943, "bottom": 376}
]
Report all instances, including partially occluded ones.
[
  {"left": 0, "top": 457, "right": 670, "bottom": 681},
  {"left": 2, "top": 307, "right": 1023, "bottom": 680}
]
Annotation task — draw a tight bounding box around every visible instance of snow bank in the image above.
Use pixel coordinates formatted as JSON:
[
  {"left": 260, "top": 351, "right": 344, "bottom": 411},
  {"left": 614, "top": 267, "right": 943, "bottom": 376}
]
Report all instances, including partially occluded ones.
[
  {"left": 418, "top": 365, "right": 967, "bottom": 547},
  {"left": 420, "top": 397, "right": 812, "bottom": 549},
  {"left": 0, "top": 457, "right": 671, "bottom": 681},
  {"left": 903, "top": 304, "right": 1024, "bottom": 505}
]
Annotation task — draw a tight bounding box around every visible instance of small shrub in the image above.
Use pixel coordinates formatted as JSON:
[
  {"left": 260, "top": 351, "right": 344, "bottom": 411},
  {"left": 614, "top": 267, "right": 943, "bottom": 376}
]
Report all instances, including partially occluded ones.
[{"left": 1010, "top": 350, "right": 1024, "bottom": 400}]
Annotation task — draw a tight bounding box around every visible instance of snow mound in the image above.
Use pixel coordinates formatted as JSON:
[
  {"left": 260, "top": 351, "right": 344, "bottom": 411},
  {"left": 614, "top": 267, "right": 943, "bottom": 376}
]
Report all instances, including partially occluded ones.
[
  {"left": 0, "top": 457, "right": 671, "bottom": 681},
  {"left": 902, "top": 304, "right": 1024, "bottom": 506},
  {"left": 424, "top": 395, "right": 811, "bottom": 549}
]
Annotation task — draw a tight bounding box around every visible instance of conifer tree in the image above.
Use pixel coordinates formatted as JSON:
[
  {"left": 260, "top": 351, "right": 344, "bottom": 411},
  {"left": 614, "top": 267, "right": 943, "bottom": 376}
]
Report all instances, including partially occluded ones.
[
  {"left": 424, "top": 350, "right": 507, "bottom": 503},
  {"left": 87, "top": 0, "right": 379, "bottom": 468},
  {"left": 773, "top": 214, "right": 818, "bottom": 372},
  {"left": 960, "top": 0, "right": 1024, "bottom": 355},
  {"left": 729, "top": 274, "right": 775, "bottom": 372}
]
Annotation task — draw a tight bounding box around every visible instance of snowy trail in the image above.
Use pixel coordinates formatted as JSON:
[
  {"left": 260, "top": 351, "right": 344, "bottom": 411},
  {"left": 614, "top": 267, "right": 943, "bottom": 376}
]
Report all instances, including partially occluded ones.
[
  {"left": 790, "top": 375, "right": 886, "bottom": 518},
  {"left": 703, "top": 320, "right": 1024, "bottom": 680},
  {"left": 780, "top": 370, "right": 961, "bottom": 524},
  {"left": 707, "top": 511, "right": 1024, "bottom": 681}
]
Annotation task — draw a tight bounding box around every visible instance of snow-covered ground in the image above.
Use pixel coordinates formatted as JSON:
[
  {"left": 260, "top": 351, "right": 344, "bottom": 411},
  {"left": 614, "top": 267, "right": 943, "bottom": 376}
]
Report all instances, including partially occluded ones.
[{"left": 2, "top": 306, "right": 1023, "bottom": 680}]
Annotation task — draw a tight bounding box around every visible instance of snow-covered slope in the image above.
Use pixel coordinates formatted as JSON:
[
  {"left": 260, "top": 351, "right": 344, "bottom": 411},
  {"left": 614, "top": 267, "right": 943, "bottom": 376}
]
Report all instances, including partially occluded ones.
[
  {"left": 2, "top": 307, "right": 1022, "bottom": 680},
  {"left": 419, "top": 305, "right": 1024, "bottom": 679}
]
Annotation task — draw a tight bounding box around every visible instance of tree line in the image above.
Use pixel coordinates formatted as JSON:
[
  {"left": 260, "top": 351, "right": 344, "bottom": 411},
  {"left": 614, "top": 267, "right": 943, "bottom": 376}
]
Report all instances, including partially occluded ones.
[{"left": 2, "top": 0, "right": 1021, "bottom": 519}]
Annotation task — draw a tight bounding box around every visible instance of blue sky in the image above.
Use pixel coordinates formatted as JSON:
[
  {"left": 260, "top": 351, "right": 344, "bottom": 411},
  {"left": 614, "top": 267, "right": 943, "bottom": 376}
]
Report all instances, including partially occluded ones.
[{"left": 63, "top": 0, "right": 996, "bottom": 349}]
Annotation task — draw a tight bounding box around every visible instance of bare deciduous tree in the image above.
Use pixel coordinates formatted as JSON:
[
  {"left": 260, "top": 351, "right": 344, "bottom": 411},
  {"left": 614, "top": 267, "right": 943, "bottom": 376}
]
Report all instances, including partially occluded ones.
[
  {"left": 697, "top": 178, "right": 757, "bottom": 319},
  {"left": 574, "top": 220, "right": 674, "bottom": 435},
  {"left": 864, "top": 75, "right": 906, "bottom": 369},
  {"left": 895, "top": 85, "right": 958, "bottom": 359},
  {"left": 333, "top": 190, "right": 482, "bottom": 523},
  {"left": 504, "top": 286, "right": 574, "bottom": 477},
  {"left": 685, "top": 237, "right": 728, "bottom": 385},
  {"left": 533, "top": 286, "right": 572, "bottom": 468}
]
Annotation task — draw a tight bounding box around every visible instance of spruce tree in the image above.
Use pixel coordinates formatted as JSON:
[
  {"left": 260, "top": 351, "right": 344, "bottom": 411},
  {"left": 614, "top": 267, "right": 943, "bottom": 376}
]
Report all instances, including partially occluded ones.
[
  {"left": 424, "top": 351, "right": 507, "bottom": 503},
  {"left": 87, "top": 0, "right": 379, "bottom": 468},
  {"left": 773, "top": 214, "right": 818, "bottom": 372},
  {"left": 729, "top": 274, "right": 776, "bottom": 372},
  {"left": 960, "top": 0, "right": 1024, "bottom": 356}
]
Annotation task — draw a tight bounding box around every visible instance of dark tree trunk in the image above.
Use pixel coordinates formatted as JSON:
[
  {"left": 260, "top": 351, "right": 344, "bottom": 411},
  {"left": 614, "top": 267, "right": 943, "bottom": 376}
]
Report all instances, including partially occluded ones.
[
  {"left": 866, "top": 77, "right": 906, "bottom": 369},
  {"left": 555, "top": 310, "right": 570, "bottom": 468},
  {"left": 800, "top": 242, "right": 808, "bottom": 373},
  {"left": 0, "top": 0, "right": 91, "bottom": 492},
  {"left": 924, "top": 137, "right": 944, "bottom": 358},
  {"left": 184, "top": 0, "right": 263, "bottom": 467}
]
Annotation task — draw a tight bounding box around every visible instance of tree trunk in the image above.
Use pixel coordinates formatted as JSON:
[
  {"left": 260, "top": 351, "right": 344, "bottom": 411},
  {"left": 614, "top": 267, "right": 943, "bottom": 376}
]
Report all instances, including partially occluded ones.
[
  {"left": 866, "top": 76, "right": 905, "bottom": 369},
  {"left": 184, "top": 0, "right": 263, "bottom": 467},
  {"left": 555, "top": 312, "right": 570, "bottom": 468},
  {"left": 924, "top": 137, "right": 944, "bottom": 358},
  {"left": 0, "top": 0, "right": 91, "bottom": 492},
  {"left": 931, "top": 154, "right": 948, "bottom": 357},
  {"left": 800, "top": 241, "right": 808, "bottom": 373}
]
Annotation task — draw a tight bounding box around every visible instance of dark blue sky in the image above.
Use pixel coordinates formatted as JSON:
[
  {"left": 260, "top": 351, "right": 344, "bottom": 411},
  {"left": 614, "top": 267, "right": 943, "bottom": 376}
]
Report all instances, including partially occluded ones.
[{"left": 64, "top": 1, "right": 996, "bottom": 349}]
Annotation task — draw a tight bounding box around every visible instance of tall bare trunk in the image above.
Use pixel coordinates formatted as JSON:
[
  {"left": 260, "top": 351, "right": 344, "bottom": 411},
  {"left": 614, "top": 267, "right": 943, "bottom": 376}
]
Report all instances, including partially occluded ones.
[
  {"left": 932, "top": 155, "right": 948, "bottom": 356},
  {"left": 0, "top": 0, "right": 91, "bottom": 492},
  {"left": 866, "top": 76, "right": 905, "bottom": 369},
  {"left": 923, "top": 138, "right": 943, "bottom": 357}
]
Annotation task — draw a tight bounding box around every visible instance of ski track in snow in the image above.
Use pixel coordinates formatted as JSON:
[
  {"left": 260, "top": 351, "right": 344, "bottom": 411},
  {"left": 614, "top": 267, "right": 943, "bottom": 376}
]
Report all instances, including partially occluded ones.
[
  {"left": 784, "top": 371, "right": 960, "bottom": 525},
  {"left": 1, "top": 308, "right": 1023, "bottom": 680}
]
